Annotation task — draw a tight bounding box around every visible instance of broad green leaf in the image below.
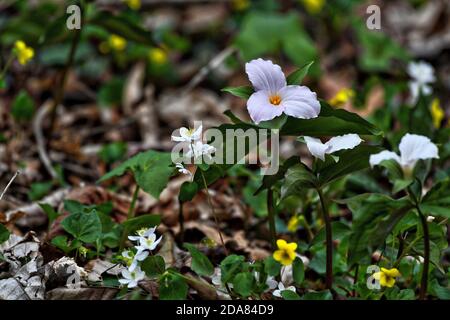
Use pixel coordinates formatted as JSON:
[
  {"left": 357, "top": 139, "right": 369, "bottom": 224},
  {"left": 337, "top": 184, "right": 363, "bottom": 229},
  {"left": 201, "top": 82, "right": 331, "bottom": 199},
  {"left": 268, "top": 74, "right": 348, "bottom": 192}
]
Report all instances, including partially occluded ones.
[
  {"left": 255, "top": 156, "right": 301, "bottom": 195},
  {"left": 281, "top": 290, "right": 301, "bottom": 300},
  {"left": 339, "top": 194, "right": 412, "bottom": 265},
  {"left": 178, "top": 181, "right": 198, "bottom": 202},
  {"left": 98, "top": 150, "right": 174, "bottom": 199},
  {"left": 183, "top": 243, "right": 214, "bottom": 277},
  {"left": 264, "top": 256, "right": 281, "bottom": 277},
  {"left": 99, "top": 142, "right": 127, "bottom": 164},
  {"left": 421, "top": 179, "right": 450, "bottom": 218},
  {"left": 221, "top": 86, "right": 253, "bottom": 99},
  {"left": 159, "top": 272, "right": 188, "bottom": 300},
  {"left": 281, "top": 163, "right": 317, "bottom": 199},
  {"left": 97, "top": 78, "right": 124, "bottom": 108},
  {"left": 39, "top": 203, "right": 58, "bottom": 225},
  {"left": 28, "top": 182, "right": 53, "bottom": 201},
  {"left": 310, "top": 221, "right": 351, "bottom": 248},
  {"left": 232, "top": 272, "right": 254, "bottom": 298},
  {"left": 286, "top": 61, "right": 314, "bottom": 85},
  {"left": 51, "top": 235, "right": 81, "bottom": 254},
  {"left": 11, "top": 90, "right": 35, "bottom": 122},
  {"left": 317, "top": 145, "right": 383, "bottom": 186},
  {"left": 141, "top": 256, "right": 165, "bottom": 278},
  {"left": 430, "top": 279, "right": 450, "bottom": 300},
  {"left": 220, "top": 254, "right": 246, "bottom": 283},
  {"left": 64, "top": 200, "right": 85, "bottom": 214},
  {"left": 0, "top": 224, "right": 10, "bottom": 244},
  {"left": 292, "top": 258, "right": 305, "bottom": 285},
  {"left": 281, "top": 101, "right": 382, "bottom": 136},
  {"left": 61, "top": 210, "right": 102, "bottom": 243}
]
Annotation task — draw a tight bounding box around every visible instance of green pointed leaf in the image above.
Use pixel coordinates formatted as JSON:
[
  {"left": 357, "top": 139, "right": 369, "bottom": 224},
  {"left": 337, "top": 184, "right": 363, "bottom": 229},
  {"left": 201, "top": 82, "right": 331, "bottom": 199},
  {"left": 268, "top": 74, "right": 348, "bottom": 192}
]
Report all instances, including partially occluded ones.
[
  {"left": 183, "top": 243, "right": 214, "bottom": 277},
  {"left": 98, "top": 150, "right": 174, "bottom": 199},
  {"left": 281, "top": 164, "right": 317, "bottom": 199},
  {"left": 281, "top": 290, "right": 301, "bottom": 300},
  {"left": 61, "top": 209, "right": 102, "bottom": 243},
  {"left": 221, "top": 86, "right": 254, "bottom": 99},
  {"left": 141, "top": 256, "right": 165, "bottom": 278},
  {"left": 292, "top": 258, "right": 305, "bottom": 285},
  {"left": 0, "top": 224, "right": 10, "bottom": 244},
  {"left": 159, "top": 272, "right": 188, "bottom": 300},
  {"left": 179, "top": 181, "right": 198, "bottom": 202},
  {"left": 317, "top": 145, "right": 383, "bottom": 186},
  {"left": 38, "top": 203, "right": 59, "bottom": 225},
  {"left": 264, "top": 256, "right": 281, "bottom": 277},
  {"left": 286, "top": 61, "right": 314, "bottom": 85},
  {"left": 232, "top": 272, "right": 254, "bottom": 297}
]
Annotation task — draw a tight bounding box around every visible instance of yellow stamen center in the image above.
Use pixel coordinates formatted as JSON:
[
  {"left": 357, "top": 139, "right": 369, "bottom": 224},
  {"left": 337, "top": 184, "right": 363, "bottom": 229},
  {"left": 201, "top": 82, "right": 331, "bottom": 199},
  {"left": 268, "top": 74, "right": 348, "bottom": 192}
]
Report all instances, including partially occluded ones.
[{"left": 269, "top": 94, "right": 281, "bottom": 106}]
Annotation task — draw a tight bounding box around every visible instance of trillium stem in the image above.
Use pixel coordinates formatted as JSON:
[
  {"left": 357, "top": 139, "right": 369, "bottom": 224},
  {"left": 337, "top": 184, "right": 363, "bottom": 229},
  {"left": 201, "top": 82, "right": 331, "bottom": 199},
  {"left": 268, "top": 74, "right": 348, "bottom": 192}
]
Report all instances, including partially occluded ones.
[
  {"left": 317, "top": 188, "right": 333, "bottom": 291},
  {"left": 119, "top": 185, "right": 140, "bottom": 251},
  {"left": 417, "top": 205, "right": 430, "bottom": 300},
  {"left": 178, "top": 198, "right": 185, "bottom": 244},
  {"left": 200, "top": 170, "right": 228, "bottom": 255},
  {"left": 267, "top": 188, "right": 277, "bottom": 249},
  {"left": 48, "top": 0, "right": 84, "bottom": 139}
]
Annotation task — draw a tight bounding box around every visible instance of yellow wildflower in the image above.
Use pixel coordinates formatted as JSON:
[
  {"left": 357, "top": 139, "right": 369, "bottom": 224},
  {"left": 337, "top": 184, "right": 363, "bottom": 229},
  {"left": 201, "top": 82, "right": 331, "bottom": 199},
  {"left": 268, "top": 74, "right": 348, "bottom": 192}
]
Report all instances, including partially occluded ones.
[
  {"left": 148, "top": 47, "right": 168, "bottom": 65},
  {"left": 14, "top": 40, "right": 34, "bottom": 65},
  {"left": 329, "top": 88, "right": 355, "bottom": 107},
  {"left": 109, "top": 34, "right": 127, "bottom": 51},
  {"left": 301, "top": 0, "right": 325, "bottom": 14},
  {"left": 123, "top": 0, "right": 141, "bottom": 10},
  {"left": 232, "top": 0, "right": 250, "bottom": 11},
  {"left": 273, "top": 239, "right": 297, "bottom": 266},
  {"left": 373, "top": 268, "right": 400, "bottom": 288},
  {"left": 287, "top": 216, "right": 300, "bottom": 232},
  {"left": 430, "top": 98, "right": 444, "bottom": 129}
]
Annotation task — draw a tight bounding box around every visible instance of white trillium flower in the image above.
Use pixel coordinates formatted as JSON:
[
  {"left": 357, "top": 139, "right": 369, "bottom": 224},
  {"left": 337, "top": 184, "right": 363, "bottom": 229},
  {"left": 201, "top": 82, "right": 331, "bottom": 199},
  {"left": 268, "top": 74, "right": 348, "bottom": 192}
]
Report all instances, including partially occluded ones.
[
  {"left": 369, "top": 133, "right": 439, "bottom": 172},
  {"left": 245, "top": 58, "right": 320, "bottom": 124},
  {"left": 272, "top": 282, "right": 296, "bottom": 298},
  {"left": 175, "top": 162, "right": 193, "bottom": 180},
  {"left": 119, "top": 266, "right": 145, "bottom": 288},
  {"left": 171, "top": 125, "right": 203, "bottom": 142},
  {"left": 407, "top": 61, "right": 435, "bottom": 104},
  {"left": 304, "top": 134, "right": 363, "bottom": 161}
]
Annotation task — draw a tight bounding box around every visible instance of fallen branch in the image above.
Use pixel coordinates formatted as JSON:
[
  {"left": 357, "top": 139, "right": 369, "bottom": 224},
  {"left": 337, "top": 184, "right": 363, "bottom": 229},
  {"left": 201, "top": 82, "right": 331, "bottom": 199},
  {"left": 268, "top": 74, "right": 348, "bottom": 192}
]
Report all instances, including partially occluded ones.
[
  {"left": 0, "top": 170, "right": 20, "bottom": 201},
  {"left": 33, "top": 101, "right": 58, "bottom": 180}
]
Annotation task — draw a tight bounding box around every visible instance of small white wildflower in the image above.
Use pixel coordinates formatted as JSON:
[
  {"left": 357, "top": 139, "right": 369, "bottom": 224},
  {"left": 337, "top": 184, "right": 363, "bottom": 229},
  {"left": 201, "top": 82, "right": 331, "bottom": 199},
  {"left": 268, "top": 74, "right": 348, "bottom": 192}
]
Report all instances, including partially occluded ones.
[{"left": 118, "top": 266, "right": 145, "bottom": 288}]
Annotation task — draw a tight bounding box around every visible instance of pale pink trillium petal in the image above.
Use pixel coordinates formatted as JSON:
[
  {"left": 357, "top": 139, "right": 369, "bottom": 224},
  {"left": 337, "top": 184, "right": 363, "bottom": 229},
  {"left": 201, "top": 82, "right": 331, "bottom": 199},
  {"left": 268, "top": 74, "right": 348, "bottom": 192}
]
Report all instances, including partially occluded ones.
[{"left": 245, "top": 58, "right": 320, "bottom": 124}]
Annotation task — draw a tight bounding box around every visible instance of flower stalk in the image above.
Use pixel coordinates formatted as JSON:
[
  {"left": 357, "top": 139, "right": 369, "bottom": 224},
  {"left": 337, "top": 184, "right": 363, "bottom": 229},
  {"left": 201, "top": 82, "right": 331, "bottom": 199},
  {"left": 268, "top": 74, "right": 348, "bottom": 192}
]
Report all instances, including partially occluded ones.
[
  {"left": 417, "top": 205, "right": 430, "bottom": 300},
  {"left": 200, "top": 170, "right": 228, "bottom": 255},
  {"left": 267, "top": 188, "right": 277, "bottom": 249},
  {"left": 317, "top": 188, "right": 333, "bottom": 291},
  {"left": 119, "top": 185, "right": 140, "bottom": 251}
]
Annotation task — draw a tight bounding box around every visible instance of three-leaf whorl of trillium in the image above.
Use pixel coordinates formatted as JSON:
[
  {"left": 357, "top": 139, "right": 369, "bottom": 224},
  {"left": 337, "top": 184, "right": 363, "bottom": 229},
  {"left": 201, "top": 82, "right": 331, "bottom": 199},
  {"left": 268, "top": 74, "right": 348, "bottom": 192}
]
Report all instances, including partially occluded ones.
[
  {"left": 369, "top": 133, "right": 439, "bottom": 174},
  {"left": 245, "top": 59, "right": 320, "bottom": 124},
  {"left": 304, "top": 134, "right": 363, "bottom": 161}
]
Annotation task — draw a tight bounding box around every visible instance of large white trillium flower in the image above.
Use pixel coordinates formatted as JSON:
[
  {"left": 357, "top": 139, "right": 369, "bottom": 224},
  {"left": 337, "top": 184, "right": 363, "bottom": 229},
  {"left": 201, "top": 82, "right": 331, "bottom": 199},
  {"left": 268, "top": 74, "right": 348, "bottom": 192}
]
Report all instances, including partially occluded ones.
[
  {"left": 407, "top": 61, "right": 435, "bottom": 104},
  {"left": 119, "top": 266, "right": 145, "bottom": 288},
  {"left": 304, "top": 134, "right": 363, "bottom": 161},
  {"left": 245, "top": 59, "right": 320, "bottom": 124},
  {"left": 369, "top": 133, "right": 439, "bottom": 172}
]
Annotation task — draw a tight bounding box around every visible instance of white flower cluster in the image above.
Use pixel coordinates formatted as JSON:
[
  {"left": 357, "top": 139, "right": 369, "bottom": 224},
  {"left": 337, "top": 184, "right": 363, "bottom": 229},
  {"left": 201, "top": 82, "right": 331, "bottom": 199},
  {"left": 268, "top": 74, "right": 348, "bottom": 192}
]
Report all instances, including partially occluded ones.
[
  {"left": 171, "top": 124, "right": 216, "bottom": 179},
  {"left": 118, "top": 227, "right": 162, "bottom": 288}
]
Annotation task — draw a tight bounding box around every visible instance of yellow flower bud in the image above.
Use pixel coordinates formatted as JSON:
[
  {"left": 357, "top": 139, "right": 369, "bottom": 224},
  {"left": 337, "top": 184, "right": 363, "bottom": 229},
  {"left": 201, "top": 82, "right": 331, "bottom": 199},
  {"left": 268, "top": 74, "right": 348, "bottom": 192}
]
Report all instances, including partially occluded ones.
[
  {"left": 328, "top": 88, "right": 355, "bottom": 107},
  {"left": 430, "top": 98, "right": 444, "bottom": 129},
  {"left": 148, "top": 47, "right": 168, "bottom": 65},
  {"left": 301, "top": 0, "right": 325, "bottom": 14}
]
